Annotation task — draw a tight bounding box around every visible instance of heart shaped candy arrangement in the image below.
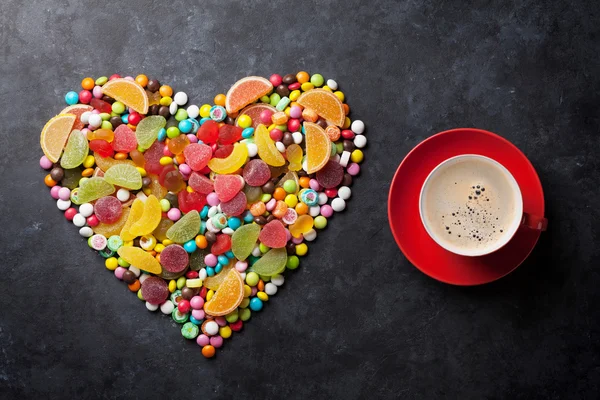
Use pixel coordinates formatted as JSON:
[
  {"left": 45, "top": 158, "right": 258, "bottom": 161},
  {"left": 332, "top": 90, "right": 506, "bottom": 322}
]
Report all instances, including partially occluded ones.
[{"left": 39, "top": 72, "right": 367, "bottom": 358}]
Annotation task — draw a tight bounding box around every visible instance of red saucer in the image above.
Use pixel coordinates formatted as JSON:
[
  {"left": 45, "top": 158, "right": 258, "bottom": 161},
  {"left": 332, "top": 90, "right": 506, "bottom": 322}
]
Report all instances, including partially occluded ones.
[{"left": 388, "top": 128, "right": 545, "bottom": 285}]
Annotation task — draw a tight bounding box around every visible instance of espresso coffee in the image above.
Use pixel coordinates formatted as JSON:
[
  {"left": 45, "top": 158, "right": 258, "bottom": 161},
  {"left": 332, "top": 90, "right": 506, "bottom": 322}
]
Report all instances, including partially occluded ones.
[{"left": 420, "top": 155, "right": 522, "bottom": 256}]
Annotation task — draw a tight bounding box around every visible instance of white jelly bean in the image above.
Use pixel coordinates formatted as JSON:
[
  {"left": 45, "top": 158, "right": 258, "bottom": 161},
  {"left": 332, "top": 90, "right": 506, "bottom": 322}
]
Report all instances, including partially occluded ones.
[
  {"left": 303, "top": 229, "right": 317, "bottom": 241},
  {"left": 331, "top": 198, "right": 346, "bottom": 212},
  {"left": 186, "top": 105, "right": 199, "bottom": 119},
  {"left": 275, "top": 141, "right": 286, "bottom": 153},
  {"left": 208, "top": 206, "right": 219, "bottom": 218},
  {"left": 292, "top": 131, "right": 303, "bottom": 144},
  {"left": 351, "top": 120, "right": 365, "bottom": 134},
  {"left": 265, "top": 282, "right": 278, "bottom": 296},
  {"left": 169, "top": 101, "right": 178, "bottom": 115},
  {"left": 72, "top": 213, "right": 86, "bottom": 227},
  {"left": 338, "top": 186, "right": 351, "bottom": 200},
  {"left": 160, "top": 300, "right": 174, "bottom": 314},
  {"left": 117, "top": 188, "right": 130, "bottom": 202},
  {"left": 354, "top": 135, "right": 367, "bottom": 148},
  {"left": 79, "top": 226, "right": 93, "bottom": 238},
  {"left": 271, "top": 274, "right": 285, "bottom": 286},
  {"left": 80, "top": 111, "right": 92, "bottom": 124},
  {"left": 240, "top": 272, "right": 246, "bottom": 280},
  {"left": 79, "top": 202, "right": 94, "bottom": 217},
  {"left": 174, "top": 92, "right": 188, "bottom": 106},
  {"left": 326, "top": 79, "right": 338, "bottom": 90},
  {"left": 199, "top": 268, "right": 207, "bottom": 280},
  {"left": 146, "top": 301, "right": 159, "bottom": 311},
  {"left": 221, "top": 227, "right": 234, "bottom": 235},
  {"left": 57, "top": 199, "right": 71, "bottom": 211},
  {"left": 251, "top": 245, "right": 262, "bottom": 257}
]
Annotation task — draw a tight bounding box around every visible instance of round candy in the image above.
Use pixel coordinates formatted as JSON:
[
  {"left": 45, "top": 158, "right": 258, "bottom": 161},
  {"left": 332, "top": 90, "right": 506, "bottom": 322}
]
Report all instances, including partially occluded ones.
[
  {"left": 160, "top": 244, "right": 190, "bottom": 273},
  {"left": 243, "top": 159, "right": 271, "bottom": 186},
  {"left": 351, "top": 120, "right": 365, "bottom": 134},
  {"left": 94, "top": 196, "right": 123, "bottom": 224},
  {"left": 331, "top": 198, "right": 346, "bottom": 212},
  {"left": 141, "top": 276, "right": 169, "bottom": 305},
  {"left": 316, "top": 160, "right": 344, "bottom": 189}
]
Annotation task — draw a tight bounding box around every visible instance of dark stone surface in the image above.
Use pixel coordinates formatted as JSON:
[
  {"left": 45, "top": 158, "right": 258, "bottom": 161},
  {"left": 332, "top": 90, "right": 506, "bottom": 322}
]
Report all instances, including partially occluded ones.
[{"left": 0, "top": 0, "right": 599, "bottom": 398}]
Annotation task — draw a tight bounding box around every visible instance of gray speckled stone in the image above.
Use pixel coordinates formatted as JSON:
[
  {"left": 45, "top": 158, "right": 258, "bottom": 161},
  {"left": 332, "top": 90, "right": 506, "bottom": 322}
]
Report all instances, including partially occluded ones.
[{"left": 0, "top": 0, "right": 599, "bottom": 398}]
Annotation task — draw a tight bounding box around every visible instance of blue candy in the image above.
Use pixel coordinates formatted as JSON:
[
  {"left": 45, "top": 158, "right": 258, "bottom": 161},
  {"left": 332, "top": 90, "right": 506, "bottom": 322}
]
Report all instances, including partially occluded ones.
[
  {"left": 183, "top": 239, "right": 197, "bottom": 253},
  {"left": 225, "top": 250, "right": 235, "bottom": 259},
  {"left": 178, "top": 119, "right": 193, "bottom": 133},
  {"left": 241, "top": 127, "right": 255, "bottom": 139},
  {"left": 217, "top": 255, "right": 228, "bottom": 266},
  {"left": 200, "top": 205, "right": 209, "bottom": 219},
  {"left": 64, "top": 91, "right": 79, "bottom": 105},
  {"left": 227, "top": 217, "right": 241, "bottom": 230},
  {"left": 215, "top": 263, "right": 223, "bottom": 274},
  {"left": 206, "top": 267, "right": 215, "bottom": 277},
  {"left": 157, "top": 128, "right": 167, "bottom": 142},
  {"left": 249, "top": 297, "right": 263, "bottom": 311}
]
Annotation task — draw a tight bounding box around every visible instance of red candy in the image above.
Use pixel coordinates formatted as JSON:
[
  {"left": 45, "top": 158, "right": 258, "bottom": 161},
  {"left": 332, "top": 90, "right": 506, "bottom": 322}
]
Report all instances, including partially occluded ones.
[
  {"left": 188, "top": 172, "right": 214, "bottom": 194},
  {"left": 112, "top": 124, "right": 137, "bottom": 152},
  {"left": 186, "top": 270, "right": 199, "bottom": 279},
  {"left": 64, "top": 207, "right": 77, "bottom": 221},
  {"left": 258, "top": 220, "right": 288, "bottom": 248},
  {"left": 242, "top": 159, "right": 271, "bottom": 186},
  {"left": 79, "top": 90, "right": 92, "bottom": 104},
  {"left": 178, "top": 191, "right": 207, "bottom": 213},
  {"left": 196, "top": 120, "right": 219, "bottom": 144},
  {"left": 94, "top": 196, "right": 122, "bottom": 223},
  {"left": 218, "top": 125, "right": 243, "bottom": 145},
  {"left": 183, "top": 143, "right": 212, "bottom": 171},
  {"left": 86, "top": 215, "right": 99, "bottom": 227},
  {"left": 220, "top": 191, "right": 247, "bottom": 216},
  {"left": 144, "top": 141, "right": 165, "bottom": 175},
  {"left": 212, "top": 144, "right": 234, "bottom": 159},
  {"left": 89, "top": 139, "right": 114, "bottom": 158},
  {"left": 141, "top": 276, "right": 169, "bottom": 305},
  {"left": 269, "top": 74, "right": 282, "bottom": 87},
  {"left": 211, "top": 234, "right": 231, "bottom": 255},
  {"left": 159, "top": 165, "right": 185, "bottom": 193},
  {"left": 214, "top": 174, "right": 244, "bottom": 202},
  {"left": 160, "top": 244, "right": 189, "bottom": 273},
  {"left": 90, "top": 98, "right": 112, "bottom": 114},
  {"left": 316, "top": 160, "right": 344, "bottom": 189},
  {"left": 287, "top": 118, "right": 300, "bottom": 132},
  {"left": 229, "top": 320, "right": 243, "bottom": 332},
  {"left": 178, "top": 299, "right": 191, "bottom": 313},
  {"left": 128, "top": 112, "right": 142, "bottom": 126}
]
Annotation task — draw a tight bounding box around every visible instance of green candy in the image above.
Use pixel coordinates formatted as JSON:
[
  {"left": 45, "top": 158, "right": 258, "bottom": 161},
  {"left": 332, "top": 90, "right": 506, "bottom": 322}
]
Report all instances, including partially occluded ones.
[
  {"left": 231, "top": 224, "right": 260, "bottom": 261},
  {"left": 95, "top": 76, "right": 108, "bottom": 86},
  {"left": 269, "top": 93, "right": 281, "bottom": 107},
  {"left": 136, "top": 115, "right": 166, "bottom": 150},
  {"left": 166, "top": 210, "right": 200, "bottom": 243},
  {"left": 107, "top": 235, "right": 124, "bottom": 252},
  {"left": 310, "top": 74, "right": 324, "bottom": 87},
  {"left": 283, "top": 179, "right": 297, "bottom": 193},
  {"left": 172, "top": 309, "right": 189, "bottom": 324},
  {"left": 174, "top": 109, "right": 188, "bottom": 121},
  {"left": 166, "top": 126, "right": 180, "bottom": 139},
  {"left": 176, "top": 276, "right": 186, "bottom": 290},
  {"left": 225, "top": 309, "right": 239, "bottom": 323},
  {"left": 250, "top": 247, "right": 287, "bottom": 277},
  {"left": 111, "top": 101, "right": 126, "bottom": 114},
  {"left": 314, "top": 216, "right": 328, "bottom": 230},
  {"left": 181, "top": 322, "right": 199, "bottom": 339},
  {"left": 286, "top": 255, "right": 300, "bottom": 270},
  {"left": 239, "top": 308, "right": 252, "bottom": 321}
]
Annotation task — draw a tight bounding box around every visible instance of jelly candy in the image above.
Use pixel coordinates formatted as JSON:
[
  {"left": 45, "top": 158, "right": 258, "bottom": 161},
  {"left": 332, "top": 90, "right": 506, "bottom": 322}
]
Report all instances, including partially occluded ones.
[
  {"left": 93, "top": 207, "right": 130, "bottom": 238},
  {"left": 120, "top": 198, "right": 144, "bottom": 241},
  {"left": 285, "top": 144, "right": 303, "bottom": 172},
  {"left": 203, "top": 260, "right": 234, "bottom": 290},
  {"left": 94, "top": 196, "right": 123, "bottom": 224},
  {"left": 117, "top": 246, "right": 162, "bottom": 274},
  {"left": 231, "top": 223, "right": 260, "bottom": 260},
  {"left": 297, "top": 89, "right": 345, "bottom": 127},
  {"left": 59, "top": 104, "right": 93, "bottom": 131},
  {"left": 178, "top": 191, "right": 206, "bottom": 213},
  {"left": 316, "top": 160, "right": 344, "bottom": 189},
  {"left": 235, "top": 103, "right": 277, "bottom": 129},
  {"left": 101, "top": 78, "right": 149, "bottom": 114},
  {"left": 135, "top": 115, "right": 166, "bottom": 150},
  {"left": 214, "top": 174, "right": 245, "bottom": 202},
  {"left": 160, "top": 244, "right": 189, "bottom": 273},
  {"left": 203, "top": 269, "right": 244, "bottom": 316},
  {"left": 255, "top": 124, "right": 285, "bottom": 167},
  {"left": 129, "top": 195, "right": 162, "bottom": 237},
  {"left": 76, "top": 177, "right": 115, "bottom": 204},
  {"left": 60, "top": 130, "right": 89, "bottom": 169},
  {"left": 304, "top": 122, "right": 331, "bottom": 174},
  {"left": 90, "top": 98, "right": 113, "bottom": 114},
  {"left": 143, "top": 141, "right": 164, "bottom": 175},
  {"left": 141, "top": 276, "right": 169, "bottom": 305},
  {"left": 289, "top": 214, "right": 314, "bottom": 238},
  {"left": 225, "top": 76, "right": 273, "bottom": 114},
  {"left": 159, "top": 165, "right": 185, "bottom": 193},
  {"left": 40, "top": 113, "right": 77, "bottom": 163},
  {"left": 242, "top": 159, "right": 271, "bottom": 186},
  {"left": 60, "top": 168, "right": 81, "bottom": 190},
  {"left": 94, "top": 152, "right": 136, "bottom": 172},
  {"left": 196, "top": 120, "right": 219, "bottom": 144},
  {"left": 87, "top": 128, "right": 114, "bottom": 143},
  {"left": 148, "top": 174, "right": 168, "bottom": 200},
  {"left": 167, "top": 134, "right": 190, "bottom": 155},
  {"left": 250, "top": 247, "right": 287, "bottom": 277},
  {"left": 211, "top": 234, "right": 231, "bottom": 255},
  {"left": 112, "top": 124, "right": 138, "bottom": 153},
  {"left": 243, "top": 184, "right": 262, "bottom": 203},
  {"left": 212, "top": 144, "right": 234, "bottom": 159},
  {"left": 259, "top": 220, "right": 288, "bottom": 248},
  {"left": 207, "top": 143, "right": 248, "bottom": 174},
  {"left": 188, "top": 172, "right": 214, "bottom": 194},
  {"left": 218, "top": 124, "right": 243, "bottom": 145},
  {"left": 152, "top": 218, "right": 173, "bottom": 242},
  {"left": 220, "top": 191, "right": 247, "bottom": 217},
  {"left": 89, "top": 139, "right": 114, "bottom": 158},
  {"left": 166, "top": 210, "right": 200, "bottom": 243},
  {"left": 103, "top": 164, "right": 142, "bottom": 190},
  {"left": 183, "top": 143, "right": 212, "bottom": 171},
  {"left": 188, "top": 248, "right": 209, "bottom": 271}
]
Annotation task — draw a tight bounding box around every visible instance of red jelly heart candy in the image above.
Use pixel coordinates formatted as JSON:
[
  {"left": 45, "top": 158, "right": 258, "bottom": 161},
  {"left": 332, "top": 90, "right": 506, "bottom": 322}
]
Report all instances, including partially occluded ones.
[
  {"left": 141, "top": 276, "right": 169, "bottom": 305},
  {"left": 258, "top": 220, "right": 288, "bottom": 248},
  {"left": 160, "top": 244, "right": 189, "bottom": 273},
  {"left": 214, "top": 174, "right": 245, "bottom": 202},
  {"left": 211, "top": 234, "right": 231, "bottom": 255},
  {"left": 188, "top": 172, "right": 214, "bottom": 194},
  {"left": 316, "top": 160, "right": 344, "bottom": 189},
  {"left": 89, "top": 139, "right": 114, "bottom": 158},
  {"left": 94, "top": 196, "right": 122, "bottom": 223},
  {"left": 242, "top": 159, "right": 271, "bottom": 186},
  {"left": 112, "top": 124, "right": 137, "bottom": 153},
  {"left": 220, "top": 191, "right": 247, "bottom": 217},
  {"left": 183, "top": 143, "right": 212, "bottom": 171},
  {"left": 213, "top": 144, "right": 234, "bottom": 159},
  {"left": 196, "top": 120, "right": 219, "bottom": 144},
  {"left": 143, "top": 141, "right": 164, "bottom": 175},
  {"left": 218, "top": 124, "right": 243, "bottom": 145},
  {"left": 178, "top": 191, "right": 207, "bottom": 213}
]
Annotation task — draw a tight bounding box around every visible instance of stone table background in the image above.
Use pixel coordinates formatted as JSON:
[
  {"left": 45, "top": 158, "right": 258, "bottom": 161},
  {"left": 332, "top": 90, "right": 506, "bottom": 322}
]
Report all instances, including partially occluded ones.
[{"left": 1, "top": 0, "right": 598, "bottom": 398}]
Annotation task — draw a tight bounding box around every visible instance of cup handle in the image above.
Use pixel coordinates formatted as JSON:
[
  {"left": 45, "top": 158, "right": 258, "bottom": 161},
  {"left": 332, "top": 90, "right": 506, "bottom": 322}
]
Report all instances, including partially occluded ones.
[{"left": 521, "top": 213, "right": 548, "bottom": 231}]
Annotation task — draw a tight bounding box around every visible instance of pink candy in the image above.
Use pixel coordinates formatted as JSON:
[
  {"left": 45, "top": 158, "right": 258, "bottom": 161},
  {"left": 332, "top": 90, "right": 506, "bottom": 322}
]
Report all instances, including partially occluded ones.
[
  {"left": 92, "top": 86, "right": 103, "bottom": 99},
  {"left": 204, "top": 253, "right": 218, "bottom": 267},
  {"left": 114, "top": 267, "right": 126, "bottom": 280},
  {"left": 40, "top": 156, "right": 53, "bottom": 170},
  {"left": 50, "top": 185, "right": 62, "bottom": 199},
  {"left": 235, "top": 260, "right": 248, "bottom": 272},
  {"left": 320, "top": 205, "right": 334, "bottom": 218},
  {"left": 210, "top": 336, "right": 223, "bottom": 348},
  {"left": 309, "top": 179, "right": 322, "bottom": 191},
  {"left": 190, "top": 296, "right": 204, "bottom": 310},
  {"left": 206, "top": 192, "right": 220, "bottom": 207},
  {"left": 197, "top": 334, "right": 210, "bottom": 347},
  {"left": 289, "top": 105, "right": 302, "bottom": 119},
  {"left": 58, "top": 187, "right": 71, "bottom": 201},
  {"left": 167, "top": 208, "right": 181, "bottom": 221},
  {"left": 347, "top": 162, "right": 360, "bottom": 176},
  {"left": 192, "top": 309, "right": 205, "bottom": 320}
]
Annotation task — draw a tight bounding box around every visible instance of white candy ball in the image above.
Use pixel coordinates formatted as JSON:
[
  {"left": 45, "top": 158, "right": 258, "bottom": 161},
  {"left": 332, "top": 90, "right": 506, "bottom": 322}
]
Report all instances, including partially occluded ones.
[
  {"left": 271, "top": 274, "right": 285, "bottom": 286},
  {"left": 338, "top": 186, "right": 352, "bottom": 200},
  {"left": 265, "top": 283, "right": 278, "bottom": 296},
  {"left": 292, "top": 131, "right": 303, "bottom": 144},
  {"left": 128, "top": 266, "right": 141, "bottom": 277},
  {"left": 79, "top": 226, "right": 93, "bottom": 238},
  {"left": 160, "top": 300, "right": 175, "bottom": 314},
  {"left": 199, "top": 268, "right": 207, "bottom": 280},
  {"left": 354, "top": 135, "right": 367, "bottom": 148},
  {"left": 309, "top": 206, "right": 321, "bottom": 217},
  {"left": 240, "top": 272, "right": 246, "bottom": 280},
  {"left": 174, "top": 92, "right": 188, "bottom": 106},
  {"left": 252, "top": 245, "right": 262, "bottom": 257},
  {"left": 186, "top": 105, "right": 199, "bottom": 119},
  {"left": 221, "top": 227, "right": 234, "bottom": 235},
  {"left": 80, "top": 111, "right": 92, "bottom": 124},
  {"left": 204, "top": 320, "right": 219, "bottom": 336},
  {"left": 326, "top": 79, "right": 338, "bottom": 90},
  {"left": 331, "top": 198, "right": 346, "bottom": 212},
  {"left": 139, "top": 273, "right": 150, "bottom": 284},
  {"left": 117, "top": 188, "right": 130, "bottom": 202},
  {"left": 169, "top": 101, "right": 178, "bottom": 115},
  {"left": 146, "top": 302, "right": 159, "bottom": 311},
  {"left": 318, "top": 192, "right": 328, "bottom": 205},
  {"left": 351, "top": 120, "right": 365, "bottom": 134},
  {"left": 78, "top": 203, "right": 94, "bottom": 217},
  {"left": 246, "top": 143, "right": 258, "bottom": 158},
  {"left": 57, "top": 199, "right": 71, "bottom": 211},
  {"left": 72, "top": 213, "right": 86, "bottom": 227},
  {"left": 275, "top": 141, "right": 286, "bottom": 153},
  {"left": 207, "top": 206, "right": 219, "bottom": 218},
  {"left": 88, "top": 114, "right": 102, "bottom": 128},
  {"left": 303, "top": 229, "right": 317, "bottom": 241}
]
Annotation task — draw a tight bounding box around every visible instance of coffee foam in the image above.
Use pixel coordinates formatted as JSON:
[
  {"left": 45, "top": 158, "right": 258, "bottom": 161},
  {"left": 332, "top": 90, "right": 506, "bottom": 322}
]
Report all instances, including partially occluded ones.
[{"left": 421, "top": 157, "right": 519, "bottom": 254}]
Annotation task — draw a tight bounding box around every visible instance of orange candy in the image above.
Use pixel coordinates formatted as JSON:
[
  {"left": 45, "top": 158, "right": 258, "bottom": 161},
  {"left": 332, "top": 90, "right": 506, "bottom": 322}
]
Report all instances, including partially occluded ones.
[
  {"left": 273, "top": 187, "right": 286, "bottom": 201},
  {"left": 81, "top": 168, "right": 94, "bottom": 177},
  {"left": 203, "top": 269, "right": 244, "bottom": 316},
  {"left": 250, "top": 201, "right": 266, "bottom": 216},
  {"left": 299, "top": 177, "right": 310, "bottom": 188},
  {"left": 343, "top": 103, "right": 350, "bottom": 115},
  {"left": 195, "top": 235, "right": 208, "bottom": 249},
  {"left": 214, "top": 94, "right": 226, "bottom": 106},
  {"left": 159, "top": 85, "right": 173, "bottom": 97},
  {"left": 81, "top": 77, "right": 95, "bottom": 90},
  {"left": 128, "top": 280, "right": 141, "bottom": 292},
  {"left": 301, "top": 108, "right": 318, "bottom": 123},
  {"left": 295, "top": 202, "right": 309, "bottom": 215},
  {"left": 135, "top": 74, "right": 149, "bottom": 87},
  {"left": 297, "top": 89, "right": 345, "bottom": 127},
  {"left": 326, "top": 126, "right": 341, "bottom": 141},
  {"left": 114, "top": 152, "right": 128, "bottom": 160},
  {"left": 202, "top": 345, "right": 216, "bottom": 358},
  {"left": 44, "top": 174, "right": 57, "bottom": 187},
  {"left": 272, "top": 201, "right": 288, "bottom": 219},
  {"left": 296, "top": 71, "right": 310, "bottom": 84}
]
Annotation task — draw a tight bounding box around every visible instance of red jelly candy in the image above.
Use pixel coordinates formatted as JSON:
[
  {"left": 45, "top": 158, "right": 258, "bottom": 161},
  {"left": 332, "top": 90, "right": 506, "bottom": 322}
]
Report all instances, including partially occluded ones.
[
  {"left": 188, "top": 172, "right": 214, "bottom": 194},
  {"left": 218, "top": 124, "right": 243, "bottom": 145},
  {"left": 159, "top": 165, "right": 185, "bottom": 193},
  {"left": 229, "top": 319, "right": 243, "bottom": 332},
  {"left": 141, "top": 276, "right": 169, "bottom": 305},
  {"left": 196, "top": 120, "right": 219, "bottom": 144},
  {"left": 112, "top": 124, "right": 137, "bottom": 152},
  {"left": 178, "top": 191, "right": 207, "bottom": 213},
  {"left": 242, "top": 159, "right": 271, "bottom": 186},
  {"left": 258, "top": 220, "right": 288, "bottom": 248},
  {"left": 211, "top": 234, "right": 231, "bottom": 255},
  {"left": 183, "top": 143, "right": 212, "bottom": 171},
  {"left": 214, "top": 174, "right": 244, "bottom": 202},
  {"left": 90, "top": 98, "right": 113, "bottom": 114},
  {"left": 94, "top": 196, "right": 122, "bottom": 224},
  {"left": 220, "top": 191, "right": 247, "bottom": 216},
  {"left": 89, "top": 139, "right": 114, "bottom": 158},
  {"left": 160, "top": 244, "right": 189, "bottom": 273},
  {"left": 316, "top": 160, "right": 344, "bottom": 189},
  {"left": 212, "top": 144, "right": 234, "bottom": 159},
  {"left": 143, "top": 141, "right": 164, "bottom": 175}
]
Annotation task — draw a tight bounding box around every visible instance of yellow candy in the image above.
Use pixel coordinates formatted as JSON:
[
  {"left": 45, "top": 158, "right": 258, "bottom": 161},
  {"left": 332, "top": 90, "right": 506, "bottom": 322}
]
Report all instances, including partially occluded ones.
[
  {"left": 207, "top": 142, "right": 249, "bottom": 174},
  {"left": 129, "top": 195, "right": 162, "bottom": 237},
  {"left": 159, "top": 156, "right": 173, "bottom": 166},
  {"left": 289, "top": 90, "right": 301, "bottom": 101},
  {"left": 168, "top": 280, "right": 177, "bottom": 293},
  {"left": 284, "top": 194, "right": 298, "bottom": 208},
  {"left": 296, "top": 243, "right": 308, "bottom": 256},
  {"left": 199, "top": 104, "right": 211, "bottom": 118},
  {"left": 162, "top": 239, "right": 174, "bottom": 246},
  {"left": 206, "top": 289, "right": 215, "bottom": 302},
  {"left": 289, "top": 214, "right": 314, "bottom": 238},
  {"left": 342, "top": 117, "right": 351, "bottom": 129},
  {"left": 254, "top": 124, "right": 285, "bottom": 166},
  {"left": 334, "top": 91, "right": 345, "bottom": 102},
  {"left": 219, "top": 326, "right": 232, "bottom": 339},
  {"left": 117, "top": 246, "right": 162, "bottom": 274},
  {"left": 301, "top": 82, "right": 314, "bottom": 91},
  {"left": 154, "top": 243, "right": 165, "bottom": 253},
  {"left": 351, "top": 149, "right": 364, "bottom": 163},
  {"left": 105, "top": 257, "right": 118, "bottom": 270},
  {"left": 159, "top": 96, "right": 172, "bottom": 106},
  {"left": 239, "top": 298, "right": 250, "bottom": 308},
  {"left": 257, "top": 291, "right": 269, "bottom": 302},
  {"left": 243, "top": 285, "right": 252, "bottom": 297},
  {"left": 139, "top": 234, "right": 157, "bottom": 250},
  {"left": 186, "top": 278, "right": 203, "bottom": 288},
  {"left": 82, "top": 155, "right": 95, "bottom": 168},
  {"left": 136, "top": 167, "right": 147, "bottom": 177},
  {"left": 285, "top": 144, "right": 303, "bottom": 171}
]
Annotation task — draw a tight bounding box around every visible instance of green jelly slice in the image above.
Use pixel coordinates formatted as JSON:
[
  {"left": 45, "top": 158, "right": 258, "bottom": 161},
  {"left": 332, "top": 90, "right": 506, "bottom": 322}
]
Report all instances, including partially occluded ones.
[
  {"left": 60, "top": 130, "right": 89, "bottom": 169},
  {"left": 136, "top": 115, "right": 166, "bottom": 150},
  {"left": 231, "top": 223, "right": 260, "bottom": 261},
  {"left": 104, "top": 164, "right": 142, "bottom": 190},
  {"left": 250, "top": 247, "right": 287, "bottom": 277},
  {"left": 76, "top": 177, "right": 115, "bottom": 204},
  {"left": 166, "top": 210, "right": 200, "bottom": 243}
]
